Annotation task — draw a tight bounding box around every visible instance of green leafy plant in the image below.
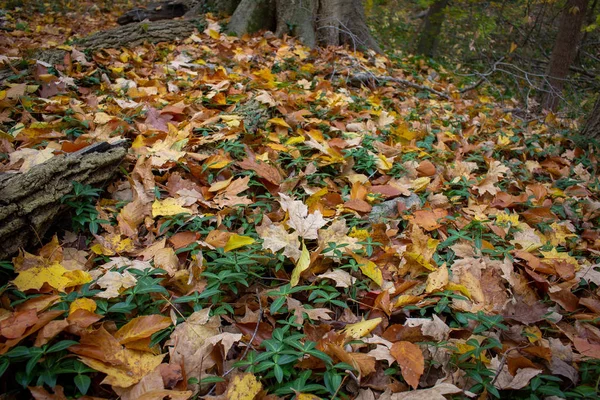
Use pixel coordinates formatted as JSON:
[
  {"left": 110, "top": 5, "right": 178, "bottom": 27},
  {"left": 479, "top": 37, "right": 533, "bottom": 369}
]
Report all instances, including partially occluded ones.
[{"left": 60, "top": 181, "right": 107, "bottom": 234}]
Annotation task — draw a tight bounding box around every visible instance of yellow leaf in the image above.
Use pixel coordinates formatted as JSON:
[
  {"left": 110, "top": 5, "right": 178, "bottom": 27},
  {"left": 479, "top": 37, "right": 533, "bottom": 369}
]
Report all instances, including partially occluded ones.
[
  {"left": 114, "top": 315, "right": 172, "bottom": 344},
  {"left": 394, "top": 295, "right": 421, "bottom": 308},
  {"left": 455, "top": 340, "right": 490, "bottom": 363},
  {"left": 78, "top": 351, "right": 164, "bottom": 388},
  {"left": 446, "top": 282, "right": 471, "bottom": 299},
  {"left": 69, "top": 298, "right": 97, "bottom": 315},
  {"left": 208, "top": 176, "right": 233, "bottom": 192},
  {"left": 412, "top": 177, "right": 431, "bottom": 192},
  {"left": 152, "top": 198, "right": 191, "bottom": 218},
  {"left": 342, "top": 317, "right": 382, "bottom": 339},
  {"left": 226, "top": 373, "right": 262, "bottom": 400},
  {"left": 224, "top": 234, "right": 255, "bottom": 252},
  {"left": 524, "top": 326, "right": 542, "bottom": 344},
  {"left": 208, "top": 29, "right": 220, "bottom": 39},
  {"left": 12, "top": 262, "right": 92, "bottom": 292},
  {"left": 94, "top": 112, "right": 113, "bottom": 124},
  {"left": 131, "top": 135, "right": 145, "bottom": 149},
  {"left": 290, "top": 242, "right": 310, "bottom": 287},
  {"left": 63, "top": 270, "right": 93, "bottom": 287},
  {"left": 426, "top": 266, "right": 448, "bottom": 293},
  {"left": 268, "top": 117, "right": 291, "bottom": 129},
  {"left": 352, "top": 254, "right": 383, "bottom": 286},
  {"left": 285, "top": 136, "right": 305, "bottom": 145},
  {"left": 510, "top": 42, "right": 518, "bottom": 53},
  {"left": 540, "top": 248, "right": 579, "bottom": 267},
  {"left": 376, "top": 154, "right": 393, "bottom": 170},
  {"left": 296, "top": 394, "right": 322, "bottom": 400}
]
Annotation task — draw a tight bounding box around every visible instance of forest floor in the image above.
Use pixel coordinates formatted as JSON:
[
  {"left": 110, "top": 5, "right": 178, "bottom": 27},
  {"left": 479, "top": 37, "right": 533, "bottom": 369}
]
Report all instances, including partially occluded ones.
[{"left": 1, "top": 1, "right": 600, "bottom": 400}]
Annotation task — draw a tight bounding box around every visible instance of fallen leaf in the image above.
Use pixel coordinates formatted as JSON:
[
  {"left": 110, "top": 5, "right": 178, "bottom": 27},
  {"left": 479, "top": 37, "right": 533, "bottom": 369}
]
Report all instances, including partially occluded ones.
[
  {"left": 226, "top": 373, "right": 263, "bottom": 400},
  {"left": 342, "top": 318, "right": 382, "bottom": 339},
  {"left": 390, "top": 341, "right": 424, "bottom": 389},
  {"left": 12, "top": 262, "right": 92, "bottom": 292},
  {"left": 114, "top": 315, "right": 172, "bottom": 345},
  {"left": 224, "top": 234, "right": 255, "bottom": 252},
  {"left": 151, "top": 198, "right": 192, "bottom": 218},
  {"left": 290, "top": 241, "right": 310, "bottom": 287}
]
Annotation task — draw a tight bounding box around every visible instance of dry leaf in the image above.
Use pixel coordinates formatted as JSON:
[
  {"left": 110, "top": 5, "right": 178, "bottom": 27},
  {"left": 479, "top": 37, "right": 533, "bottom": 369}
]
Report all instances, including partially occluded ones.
[{"left": 390, "top": 341, "right": 425, "bottom": 389}]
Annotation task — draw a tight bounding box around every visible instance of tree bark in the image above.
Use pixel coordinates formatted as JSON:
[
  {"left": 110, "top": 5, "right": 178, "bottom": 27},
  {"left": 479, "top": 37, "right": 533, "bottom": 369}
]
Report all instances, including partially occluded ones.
[
  {"left": 541, "top": 0, "right": 589, "bottom": 111},
  {"left": 229, "top": 0, "right": 381, "bottom": 52},
  {"left": 0, "top": 142, "right": 128, "bottom": 260},
  {"left": 582, "top": 96, "right": 600, "bottom": 138},
  {"left": 416, "top": 0, "right": 449, "bottom": 57},
  {"left": 116, "top": 0, "right": 381, "bottom": 53}
]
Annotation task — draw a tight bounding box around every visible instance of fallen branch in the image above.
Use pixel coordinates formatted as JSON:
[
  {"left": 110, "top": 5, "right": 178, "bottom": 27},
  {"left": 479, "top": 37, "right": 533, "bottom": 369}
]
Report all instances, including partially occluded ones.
[
  {"left": 459, "top": 56, "right": 505, "bottom": 93},
  {"left": 34, "top": 18, "right": 205, "bottom": 66},
  {"left": 350, "top": 72, "right": 450, "bottom": 99}
]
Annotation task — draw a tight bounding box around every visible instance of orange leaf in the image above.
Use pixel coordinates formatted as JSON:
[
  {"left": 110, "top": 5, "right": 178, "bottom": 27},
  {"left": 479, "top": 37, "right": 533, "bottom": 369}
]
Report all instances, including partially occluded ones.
[
  {"left": 412, "top": 209, "right": 448, "bottom": 231},
  {"left": 114, "top": 315, "right": 172, "bottom": 345},
  {"left": 238, "top": 158, "right": 282, "bottom": 185},
  {"left": 344, "top": 199, "right": 372, "bottom": 213},
  {"left": 390, "top": 341, "right": 424, "bottom": 389}
]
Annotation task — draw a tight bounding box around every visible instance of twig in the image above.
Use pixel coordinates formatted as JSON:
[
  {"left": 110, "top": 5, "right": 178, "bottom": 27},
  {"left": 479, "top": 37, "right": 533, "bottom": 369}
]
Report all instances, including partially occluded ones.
[
  {"left": 350, "top": 72, "right": 450, "bottom": 99},
  {"left": 491, "top": 345, "right": 529, "bottom": 385},
  {"left": 459, "top": 56, "right": 505, "bottom": 93}
]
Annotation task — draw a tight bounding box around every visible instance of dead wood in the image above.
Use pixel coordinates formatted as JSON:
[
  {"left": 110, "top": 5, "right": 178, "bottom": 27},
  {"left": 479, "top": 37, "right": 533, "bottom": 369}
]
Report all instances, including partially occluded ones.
[{"left": 0, "top": 141, "right": 128, "bottom": 260}]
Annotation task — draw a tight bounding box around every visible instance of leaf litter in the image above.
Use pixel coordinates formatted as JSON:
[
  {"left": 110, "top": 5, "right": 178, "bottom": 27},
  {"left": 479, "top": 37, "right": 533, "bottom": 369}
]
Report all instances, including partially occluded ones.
[{"left": 0, "top": 2, "right": 599, "bottom": 399}]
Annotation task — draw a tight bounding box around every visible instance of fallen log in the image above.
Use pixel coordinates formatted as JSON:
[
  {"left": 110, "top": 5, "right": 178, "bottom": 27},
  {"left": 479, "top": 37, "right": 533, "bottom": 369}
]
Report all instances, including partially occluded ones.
[
  {"left": 34, "top": 18, "right": 205, "bottom": 66},
  {"left": 0, "top": 141, "right": 128, "bottom": 260}
]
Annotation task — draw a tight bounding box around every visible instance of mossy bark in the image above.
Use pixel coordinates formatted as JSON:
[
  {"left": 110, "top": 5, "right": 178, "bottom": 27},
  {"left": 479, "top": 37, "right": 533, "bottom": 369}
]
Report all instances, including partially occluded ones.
[
  {"left": 541, "top": 0, "right": 589, "bottom": 111},
  {"left": 0, "top": 142, "right": 128, "bottom": 260},
  {"left": 416, "top": 0, "right": 449, "bottom": 57},
  {"left": 228, "top": 0, "right": 277, "bottom": 37},
  {"left": 582, "top": 97, "right": 600, "bottom": 139}
]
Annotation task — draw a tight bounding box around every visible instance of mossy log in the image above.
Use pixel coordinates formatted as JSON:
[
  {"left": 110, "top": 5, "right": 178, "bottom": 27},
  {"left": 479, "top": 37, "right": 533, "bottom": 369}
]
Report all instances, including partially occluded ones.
[{"left": 0, "top": 141, "right": 128, "bottom": 260}]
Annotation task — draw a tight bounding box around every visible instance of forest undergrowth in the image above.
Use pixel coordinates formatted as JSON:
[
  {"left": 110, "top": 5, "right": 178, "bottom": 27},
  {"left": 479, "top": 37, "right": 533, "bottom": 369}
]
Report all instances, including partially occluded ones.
[{"left": 0, "top": 1, "right": 600, "bottom": 399}]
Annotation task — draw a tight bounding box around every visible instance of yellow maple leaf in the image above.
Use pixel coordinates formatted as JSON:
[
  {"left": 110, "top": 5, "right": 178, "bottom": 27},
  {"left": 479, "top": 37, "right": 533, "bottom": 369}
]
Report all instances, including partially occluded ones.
[
  {"left": 540, "top": 248, "right": 578, "bottom": 267},
  {"left": 152, "top": 198, "right": 192, "bottom": 218},
  {"left": 12, "top": 262, "right": 92, "bottom": 292},
  {"left": 69, "top": 298, "right": 97, "bottom": 315},
  {"left": 226, "top": 373, "right": 262, "bottom": 400}
]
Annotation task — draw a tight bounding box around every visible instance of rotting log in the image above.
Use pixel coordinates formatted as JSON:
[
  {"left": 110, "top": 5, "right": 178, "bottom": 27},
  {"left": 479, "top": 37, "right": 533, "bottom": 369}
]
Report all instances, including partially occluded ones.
[
  {"left": 35, "top": 18, "right": 205, "bottom": 66},
  {"left": 0, "top": 141, "right": 128, "bottom": 260}
]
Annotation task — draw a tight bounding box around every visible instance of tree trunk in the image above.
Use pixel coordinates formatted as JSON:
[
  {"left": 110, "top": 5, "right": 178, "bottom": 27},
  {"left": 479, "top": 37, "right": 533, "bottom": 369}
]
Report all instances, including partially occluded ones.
[
  {"left": 0, "top": 142, "right": 128, "bottom": 260},
  {"left": 541, "top": 0, "right": 589, "bottom": 111},
  {"left": 416, "top": 0, "right": 449, "bottom": 57},
  {"left": 582, "top": 97, "right": 600, "bottom": 138},
  {"left": 117, "top": 0, "right": 380, "bottom": 52},
  {"left": 229, "top": 0, "right": 381, "bottom": 52}
]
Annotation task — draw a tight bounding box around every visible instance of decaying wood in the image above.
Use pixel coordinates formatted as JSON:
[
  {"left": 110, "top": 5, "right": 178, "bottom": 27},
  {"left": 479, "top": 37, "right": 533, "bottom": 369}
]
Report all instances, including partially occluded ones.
[
  {"left": 0, "top": 141, "right": 128, "bottom": 260},
  {"left": 33, "top": 18, "right": 205, "bottom": 66},
  {"left": 117, "top": 0, "right": 190, "bottom": 25}
]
